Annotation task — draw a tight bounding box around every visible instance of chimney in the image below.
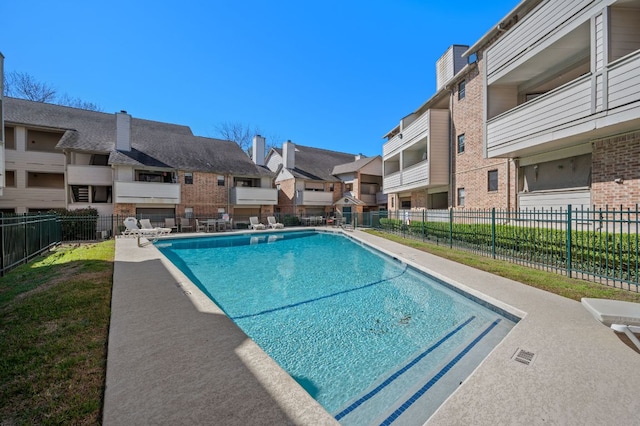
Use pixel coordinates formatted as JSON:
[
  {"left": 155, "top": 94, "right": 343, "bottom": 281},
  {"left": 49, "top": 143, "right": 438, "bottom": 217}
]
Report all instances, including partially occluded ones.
[
  {"left": 283, "top": 140, "right": 295, "bottom": 169},
  {"left": 252, "top": 135, "right": 266, "bottom": 166},
  {"left": 116, "top": 110, "right": 131, "bottom": 151}
]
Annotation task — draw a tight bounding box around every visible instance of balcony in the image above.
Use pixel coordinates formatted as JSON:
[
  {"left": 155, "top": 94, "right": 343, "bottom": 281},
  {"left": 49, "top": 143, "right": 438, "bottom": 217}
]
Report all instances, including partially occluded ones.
[
  {"left": 67, "top": 165, "right": 112, "bottom": 185},
  {"left": 487, "top": 51, "right": 640, "bottom": 157},
  {"left": 297, "top": 190, "right": 333, "bottom": 206},
  {"left": 230, "top": 187, "right": 278, "bottom": 205},
  {"left": 383, "top": 161, "right": 430, "bottom": 193},
  {"left": 113, "top": 181, "right": 180, "bottom": 204},
  {"left": 384, "top": 111, "right": 431, "bottom": 156}
]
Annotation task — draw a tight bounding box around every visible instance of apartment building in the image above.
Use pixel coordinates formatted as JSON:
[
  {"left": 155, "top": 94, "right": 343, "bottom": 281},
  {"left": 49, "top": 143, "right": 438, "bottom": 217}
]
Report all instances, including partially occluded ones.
[
  {"left": 480, "top": 0, "right": 640, "bottom": 210},
  {"left": 384, "top": 0, "right": 640, "bottom": 211},
  {"left": 2, "top": 97, "right": 277, "bottom": 220},
  {"left": 265, "top": 139, "right": 385, "bottom": 218}
]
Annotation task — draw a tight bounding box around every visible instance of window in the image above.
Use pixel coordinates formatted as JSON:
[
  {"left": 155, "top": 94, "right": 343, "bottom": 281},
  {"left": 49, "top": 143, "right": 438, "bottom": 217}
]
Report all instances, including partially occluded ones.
[
  {"left": 457, "top": 188, "right": 465, "bottom": 207},
  {"left": 217, "top": 175, "right": 225, "bottom": 186},
  {"left": 4, "top": 127, "right": 15, "bottom": 149},
  {"left": 458, "top": 80, "right": 466, "bottom": 100},
  {"left": 401, "top": 200, "right": 411, "bottom": 209},
  {"left": 488, "top": 170, "right": 498, "bottom": 191},
  {"left": 184, "top": 207, "right": 193, "bottom": 218},
  {"left": 457, "top": 134, "right": 465, "bottom": 153},
  {"left": 5, "top": 170, "right": 15, "bottom": 187},
  {"left": 184, "top": 172, "right": 193, "bottom": 184}
]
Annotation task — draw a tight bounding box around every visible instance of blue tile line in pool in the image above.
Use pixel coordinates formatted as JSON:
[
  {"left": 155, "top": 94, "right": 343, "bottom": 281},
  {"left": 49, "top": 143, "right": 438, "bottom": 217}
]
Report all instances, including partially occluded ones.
[
  {"left": 379, "top": 318, "right": 502, "bottom": 426},
  {"left": 230, "top": 265, "right": 409, "bottom": 320},
  {"left": 334, "top": 316, "right": 476, "bottom": 421}
]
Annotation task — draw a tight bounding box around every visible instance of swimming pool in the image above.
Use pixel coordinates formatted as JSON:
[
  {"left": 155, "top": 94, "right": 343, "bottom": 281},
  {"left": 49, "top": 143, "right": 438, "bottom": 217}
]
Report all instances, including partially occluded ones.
[{"left": 156, "top": 230, "right": 517, "bottom": 424}]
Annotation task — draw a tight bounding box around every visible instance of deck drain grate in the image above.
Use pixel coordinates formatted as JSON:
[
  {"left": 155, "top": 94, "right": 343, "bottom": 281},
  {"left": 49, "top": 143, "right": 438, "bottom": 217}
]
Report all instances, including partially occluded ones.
[{"left": 512, "top": 348, "right": 536, "bottom": 366}]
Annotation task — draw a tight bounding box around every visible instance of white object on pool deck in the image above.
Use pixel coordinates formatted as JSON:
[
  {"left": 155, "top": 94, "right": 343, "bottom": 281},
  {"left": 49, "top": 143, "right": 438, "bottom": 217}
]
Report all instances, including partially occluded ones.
[
  {"left": 267, "top": 216, "right": 284, "bottom": 229},
  {"left": 581, "top": 298, "right": 640, "bottom": 350},
  {"left": 249, "top": 216, "right": 266, "bottom": 230}
]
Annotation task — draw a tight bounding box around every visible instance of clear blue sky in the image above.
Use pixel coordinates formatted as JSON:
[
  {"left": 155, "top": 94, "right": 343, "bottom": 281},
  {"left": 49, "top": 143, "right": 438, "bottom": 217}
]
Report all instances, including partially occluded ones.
[{"left": 2, "top": 1, "right": 519, "bottom": 156}]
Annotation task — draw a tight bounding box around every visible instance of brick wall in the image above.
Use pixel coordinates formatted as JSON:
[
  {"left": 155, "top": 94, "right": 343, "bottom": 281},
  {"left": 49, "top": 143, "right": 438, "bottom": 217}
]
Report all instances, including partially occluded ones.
[
  {"left": 178, "top": 171, "right": 229, "bottom": 218},
  {"left": 451, "top": 59, "right": 516, "bottom": 209},
  {"left": 114, "top": 203, "right": 136, "bottom": 217},
  {"left": 592, "top": 131, "right": 640, "bottom": 209}
]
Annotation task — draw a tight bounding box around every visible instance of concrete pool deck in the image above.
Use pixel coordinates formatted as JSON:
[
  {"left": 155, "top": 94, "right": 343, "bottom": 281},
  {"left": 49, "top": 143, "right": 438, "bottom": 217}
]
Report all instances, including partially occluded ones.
[{"left": 103, "top": 229, "right": 640, "bottom": 425}]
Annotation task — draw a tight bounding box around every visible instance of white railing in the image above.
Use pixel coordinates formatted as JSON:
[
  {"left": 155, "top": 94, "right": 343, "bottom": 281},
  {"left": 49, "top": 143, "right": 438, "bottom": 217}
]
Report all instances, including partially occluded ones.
[
  {"left": 231, "top": 187, "right": 278, "bottom": 205},
  {"left": 67, "top": 165, "right": 112, "bottom": 185},
  {"left": 383, "top": 111, "right": 430, "bottom": 156},
  {"left": 487, "top": 74, "right": 592, "bottom": 156},
  {"left": 113, "top": 181, "right": 180, "bottom": 204},
  {"left": 487, "top": 0, "right": 593, "bottom": 82},
  {"left": 298, "top": 190, "right": 333, "bottom": 205},
  {"left": 383, "top": 172, "right": 402, "bottom": 192},
  {"left": 607, "top": 51, "right": 640, "bottom": 110},
  {"left": 402, "top": 161, "right": 429, "bottom": 186}
]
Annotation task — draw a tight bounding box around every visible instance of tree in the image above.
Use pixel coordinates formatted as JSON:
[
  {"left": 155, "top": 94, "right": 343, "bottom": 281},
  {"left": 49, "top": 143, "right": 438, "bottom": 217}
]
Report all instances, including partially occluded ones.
[
  {"left": 4, "top": 71, "right": 56, "bottom": 102},
  {"left": 213, "top": 121, "right": 282, "bottom": 160},
  {"left": 3, "top": 70, "right": 103, "bottom": 111}
]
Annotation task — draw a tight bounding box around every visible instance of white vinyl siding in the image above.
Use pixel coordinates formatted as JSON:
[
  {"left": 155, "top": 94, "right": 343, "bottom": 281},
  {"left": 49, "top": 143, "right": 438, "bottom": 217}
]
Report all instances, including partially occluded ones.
[{"left": 486, "top": 0, "right": 595, "bottom": 84}]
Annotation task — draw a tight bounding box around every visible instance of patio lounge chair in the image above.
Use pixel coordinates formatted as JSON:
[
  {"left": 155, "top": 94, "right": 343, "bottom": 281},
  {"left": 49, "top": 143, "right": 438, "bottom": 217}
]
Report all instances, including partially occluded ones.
[
  {"left": 581, "top": 298, "right": 640, "bottom": 351},
  {"left": 249, "top": 216, "right": 266, "bottom": 230},
  {"left": 164, "top": 218, "right": 178, "bottom": 233},
  {"left": 122, "top": 217, "right": 162, "bottom": 238},
  {"left": 267, "top": 216, "right": 284, "bottom": 229},
  {"left": 139, "top": 218, "right": 171, "bottom": 236},
  {"left": 179, "top": 217, "right": 193, "bottom": 232}
]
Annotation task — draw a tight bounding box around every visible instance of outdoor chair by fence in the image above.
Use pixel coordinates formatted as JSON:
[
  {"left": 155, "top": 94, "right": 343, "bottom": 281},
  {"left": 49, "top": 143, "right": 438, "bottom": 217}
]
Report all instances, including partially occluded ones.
[
  {"left": 581, "top": 298, "right": 640, "bottom": 351},
  {"left": 249, "top": 216, "right": 266, "bottom": 230},
  {"left": 164, "top": 218, "right": 178, "bottom": 233},
  {"left": 122, "top": 217, "right": 163, "bottom": 238},
  {"left": 179, "top": 217, "right": 193, "bottom": 232},
  {"left": 267, "top": 216, "right": 284, "bottom": 229},
  {"left": 195, "top": 219, "right": 206, "bottom": 232},
  {"left": 139, "top": 219, "right": 171, "bottom": 236}
]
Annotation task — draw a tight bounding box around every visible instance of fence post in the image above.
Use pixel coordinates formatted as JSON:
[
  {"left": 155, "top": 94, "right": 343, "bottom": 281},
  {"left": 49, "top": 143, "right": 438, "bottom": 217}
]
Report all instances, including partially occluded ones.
[
  {"left": 491, "top": 208, "right": 496, "bottom": 259},
  {"left": 566, "top": 205, "right": 572, "bottom": 278},
  {"left": 449, "top": 208, "right": 453, "bottom": 248}
]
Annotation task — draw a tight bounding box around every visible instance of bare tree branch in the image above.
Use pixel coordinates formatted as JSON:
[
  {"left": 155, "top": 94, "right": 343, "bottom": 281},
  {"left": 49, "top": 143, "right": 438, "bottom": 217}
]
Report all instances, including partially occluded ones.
[
  {"left": 57, "top": 93, "right": 103, "bottom": 112},
  {"left": 3, "top": 70, "right": 103, "bottom": 111},
  {"left": 4, "top": 71, "right": 57, "bottom": 102},
  {"left": 214, "top": 121, "right": 262, "bottom": 157}
]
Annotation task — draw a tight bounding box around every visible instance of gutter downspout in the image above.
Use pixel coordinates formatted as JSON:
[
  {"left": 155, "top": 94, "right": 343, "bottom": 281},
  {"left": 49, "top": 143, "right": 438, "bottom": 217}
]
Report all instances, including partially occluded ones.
[{"left": 448, "top": 86, "right": 455, "bottom": 208}]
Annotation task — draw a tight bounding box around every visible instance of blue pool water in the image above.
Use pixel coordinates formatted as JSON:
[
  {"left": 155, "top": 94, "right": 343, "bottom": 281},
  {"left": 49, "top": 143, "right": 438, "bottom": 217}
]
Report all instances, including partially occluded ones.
[{"left": 156, "top": 231, "right": 516, "bottom": 424}]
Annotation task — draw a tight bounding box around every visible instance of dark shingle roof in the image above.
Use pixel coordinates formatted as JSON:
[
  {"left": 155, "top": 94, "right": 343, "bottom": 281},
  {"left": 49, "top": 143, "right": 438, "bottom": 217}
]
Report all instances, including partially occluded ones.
[
  {"left": 274, "top": 144, "right": 358, "bottom": 181},
  {"left": 332, "top": 155, "right": 379, "bottom": 175},
  {"left": 5, "top": 97, "right": 273, "bottom": 177}
]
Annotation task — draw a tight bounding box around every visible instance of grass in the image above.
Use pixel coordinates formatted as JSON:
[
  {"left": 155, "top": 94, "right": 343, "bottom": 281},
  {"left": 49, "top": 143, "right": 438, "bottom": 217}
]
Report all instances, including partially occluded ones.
[
  {"left": 365, "top": 229, "right": 640, "bottom": 303},
  {"left": 1, "top": 232, "right": 639, "bottom": 424},
  {"left": 0, "top": 240, "right": 115, "bottom": 425}
]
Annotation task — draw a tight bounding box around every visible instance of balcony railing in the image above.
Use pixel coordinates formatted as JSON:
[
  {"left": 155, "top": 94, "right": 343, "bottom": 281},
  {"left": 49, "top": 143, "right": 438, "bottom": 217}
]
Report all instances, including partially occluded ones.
[
  {"left": 67, "top": 165, "right": 112, "bottom": 185},
  {"left": 487, "top": 74, "right": 592, "bottom": 157},
  {"left": 383, "top": 111, "right": 430, "bottom": 156},
  {"left": 230, "top": 187, "right": 278, "bottom": 205},
  {"left": 297, "top": 190, "right": 333, "bottom": 206},
  {"left": 376, "top": 191, "right": 388, "bottom": 205},
  {"left": 486, "top": 0, "right": 594, "bottom": 82},
  {"left": 113, "top": 181, "right": 180, "bottom": 204},
  {"left": 383, "top": 161, "right": 430, "bottom": 193},
  {"left": 487, "top": 50, "right": 640, "bottom": 157}
]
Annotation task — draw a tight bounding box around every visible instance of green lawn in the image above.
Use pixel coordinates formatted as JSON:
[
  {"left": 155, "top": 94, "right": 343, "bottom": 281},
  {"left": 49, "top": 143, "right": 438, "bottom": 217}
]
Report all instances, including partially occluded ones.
[
  {"left": 365, "top": 229, "right": 640, "bottom": 303},
  {"left": 0, "top": 241, "right": 114, "bottom": 425}
]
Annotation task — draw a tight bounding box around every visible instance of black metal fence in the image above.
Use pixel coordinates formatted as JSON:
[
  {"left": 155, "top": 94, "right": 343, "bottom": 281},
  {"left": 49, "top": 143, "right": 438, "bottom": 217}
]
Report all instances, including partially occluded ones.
[
  {"left": 372, "top": 206, "right": 640, "bottom": 292},
  {"left": 5, "top": 207, "right": 639, "bottom": 291},
  {"left": 1, "top": 214, "right": 61, "bottom": 276}
]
